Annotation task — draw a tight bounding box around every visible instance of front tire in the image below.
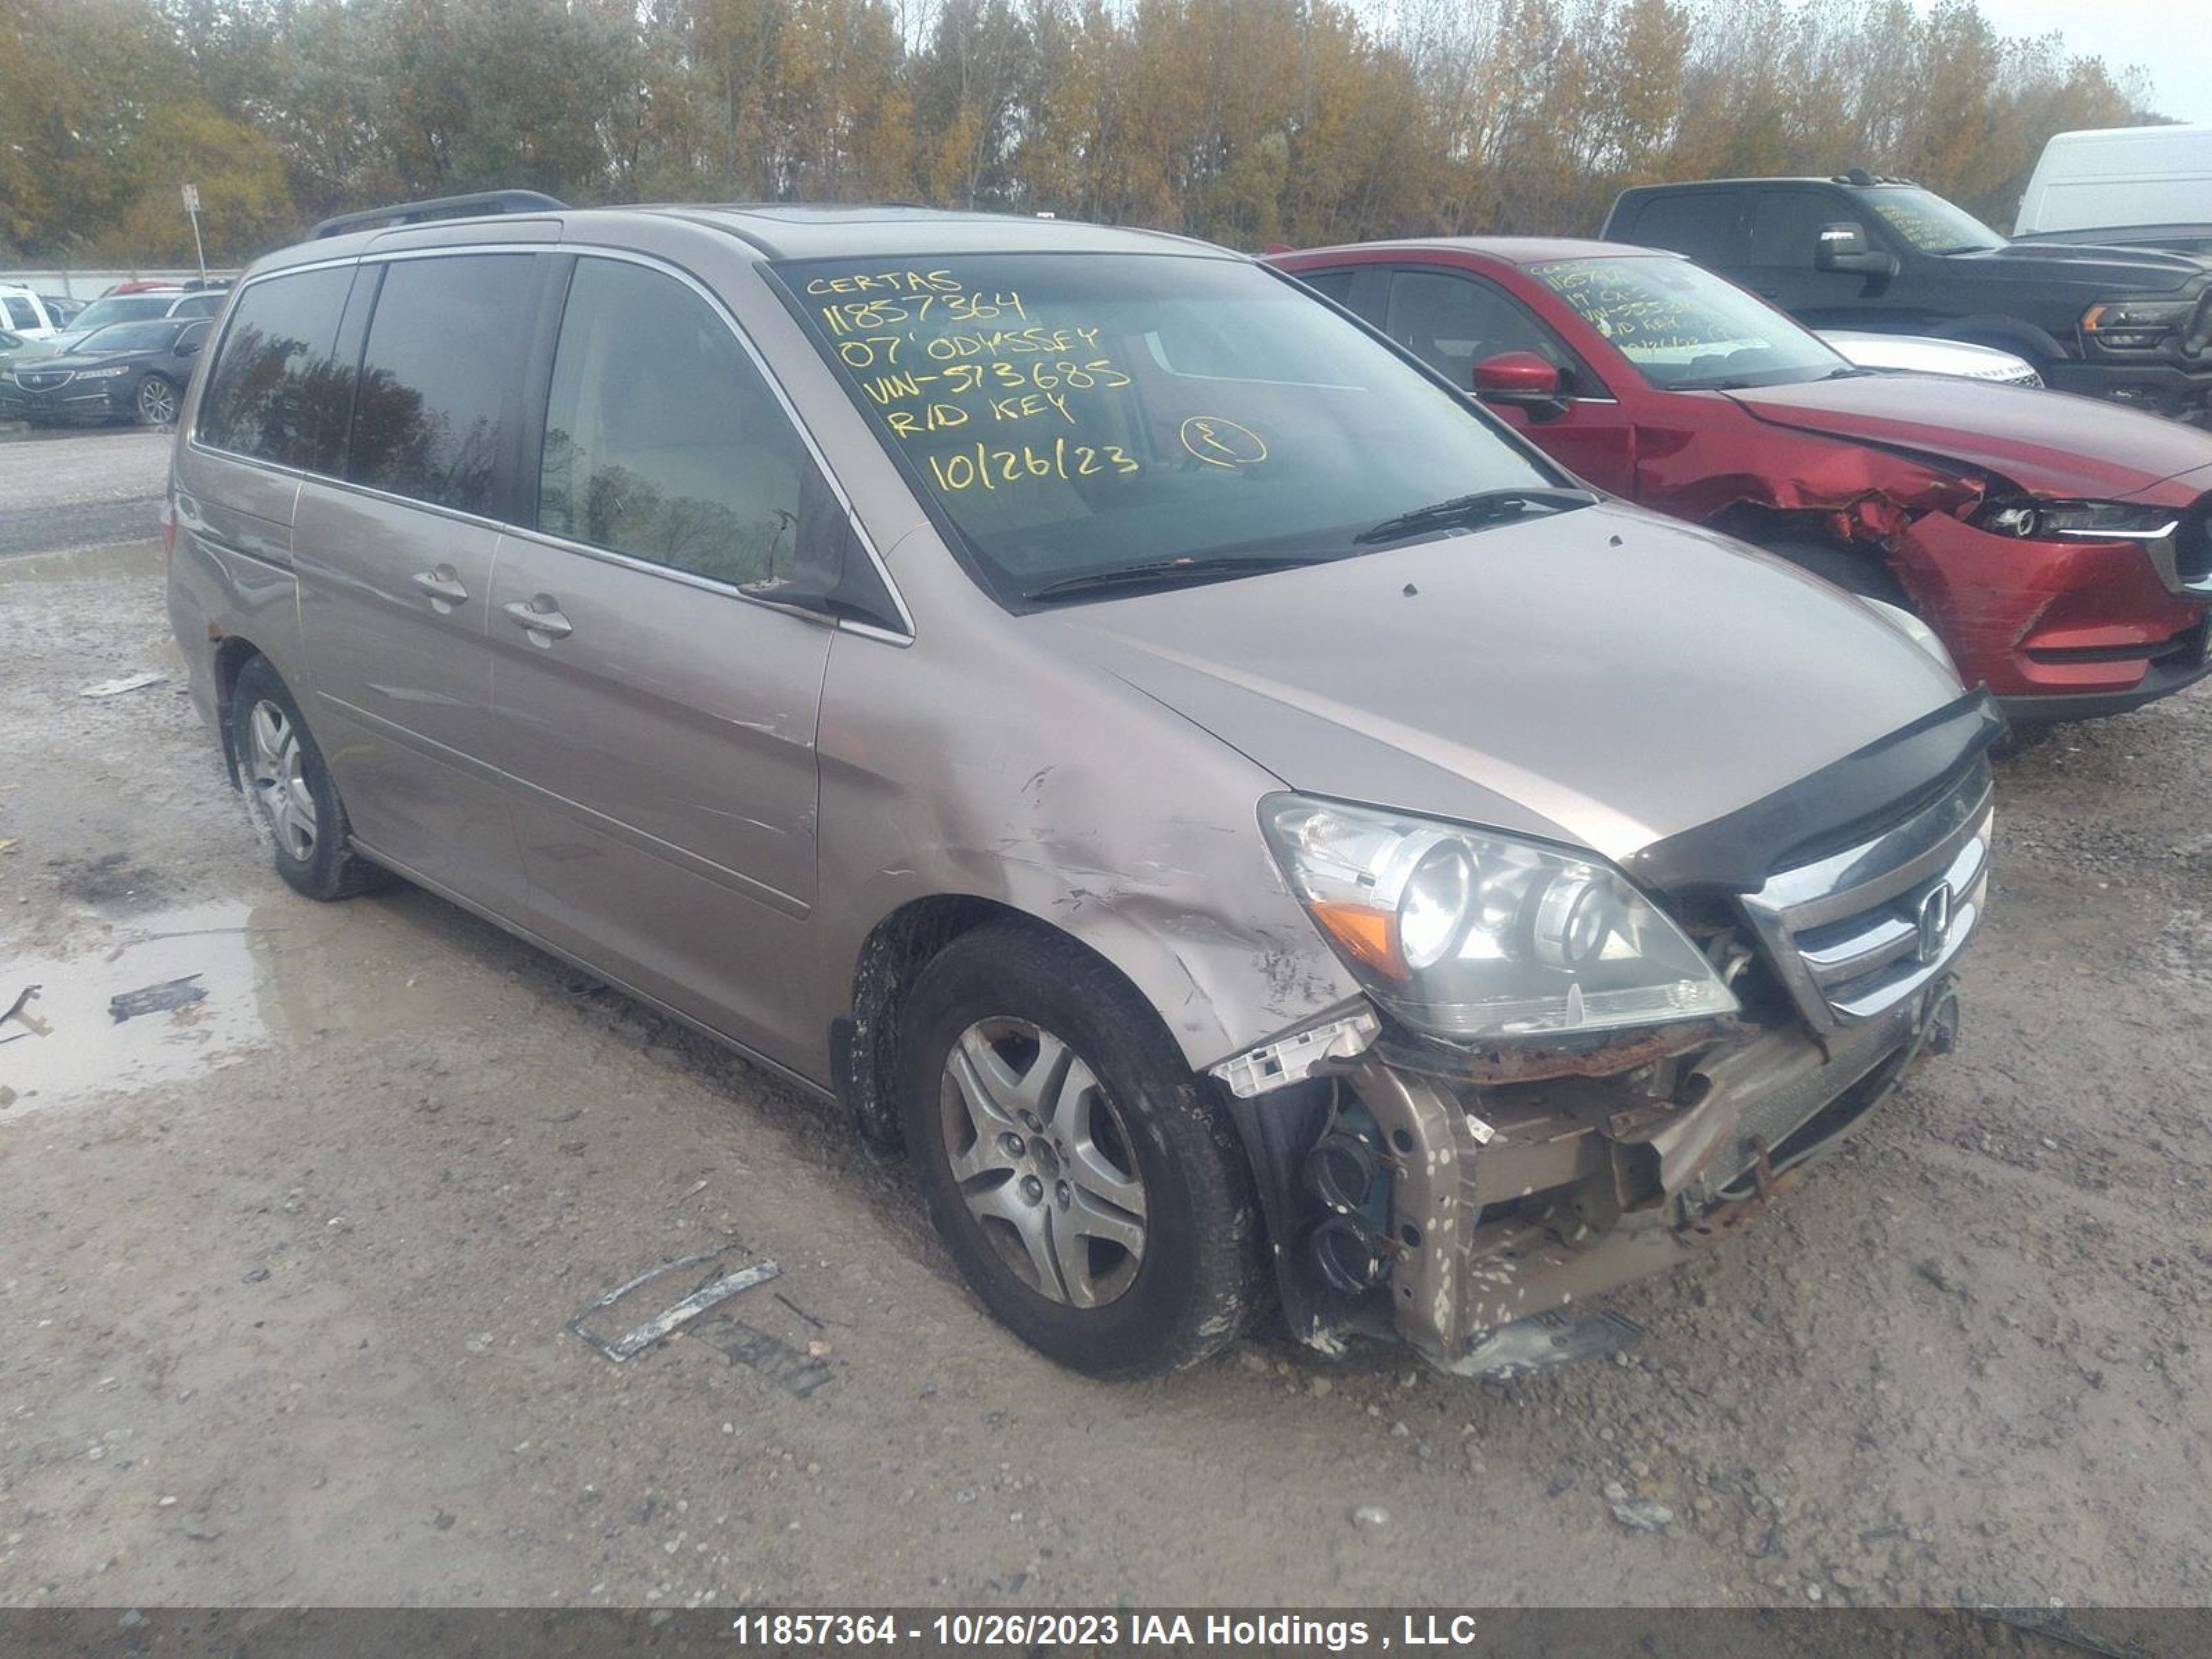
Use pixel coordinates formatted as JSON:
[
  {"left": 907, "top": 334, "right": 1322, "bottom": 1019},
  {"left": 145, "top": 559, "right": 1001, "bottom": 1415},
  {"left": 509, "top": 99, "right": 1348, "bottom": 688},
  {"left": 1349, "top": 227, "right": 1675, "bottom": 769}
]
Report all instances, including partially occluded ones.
[
  {"left": 899, "top": 923, "right": 1265, "bottom": 1378},
  {"left": 228, "top": 655, "right": 391, "bottom": 901},
  {"left": 135, "top": 374, "right": 179, "bottom": 427}
]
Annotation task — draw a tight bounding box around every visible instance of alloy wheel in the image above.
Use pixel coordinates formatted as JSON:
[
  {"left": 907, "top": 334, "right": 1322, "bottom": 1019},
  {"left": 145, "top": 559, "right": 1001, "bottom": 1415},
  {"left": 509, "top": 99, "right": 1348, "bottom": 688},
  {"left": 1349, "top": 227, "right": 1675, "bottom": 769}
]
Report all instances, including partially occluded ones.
[
  {"left": 246, "top": 699, "right": 317, "bottom": 862},
  {"left": 136, "top": 377, "right": 177, "bottom": 425},
  {"left": 939, "top": 1017, "right": 1148, "bottom": 1309}
]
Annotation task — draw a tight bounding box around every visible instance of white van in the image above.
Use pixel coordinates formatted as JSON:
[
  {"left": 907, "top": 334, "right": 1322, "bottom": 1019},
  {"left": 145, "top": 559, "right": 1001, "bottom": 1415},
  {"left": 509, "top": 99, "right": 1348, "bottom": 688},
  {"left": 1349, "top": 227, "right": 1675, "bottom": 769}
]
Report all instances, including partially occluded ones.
[{"left": 2015, "top": 124, "right": 2212, "bottom": 256}]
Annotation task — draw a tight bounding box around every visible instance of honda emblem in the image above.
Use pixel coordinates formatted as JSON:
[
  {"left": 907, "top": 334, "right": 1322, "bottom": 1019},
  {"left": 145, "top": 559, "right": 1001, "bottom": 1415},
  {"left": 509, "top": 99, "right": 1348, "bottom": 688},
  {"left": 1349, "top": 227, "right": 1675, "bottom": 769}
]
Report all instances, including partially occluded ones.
[{"left": 1915, "top": 881, "right": 1953, "bottom": 965}]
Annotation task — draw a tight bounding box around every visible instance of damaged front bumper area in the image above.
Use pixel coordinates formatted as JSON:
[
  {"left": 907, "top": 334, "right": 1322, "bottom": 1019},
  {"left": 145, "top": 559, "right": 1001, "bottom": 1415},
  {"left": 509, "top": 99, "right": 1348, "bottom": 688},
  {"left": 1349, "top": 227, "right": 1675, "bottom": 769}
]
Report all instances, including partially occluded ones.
[
  {"left": 1217, "top": 735, "right": 1994, "bottom": 1377},
  {"left": 1345, "top": 980, "right": 1956, "bottom": 1376}
]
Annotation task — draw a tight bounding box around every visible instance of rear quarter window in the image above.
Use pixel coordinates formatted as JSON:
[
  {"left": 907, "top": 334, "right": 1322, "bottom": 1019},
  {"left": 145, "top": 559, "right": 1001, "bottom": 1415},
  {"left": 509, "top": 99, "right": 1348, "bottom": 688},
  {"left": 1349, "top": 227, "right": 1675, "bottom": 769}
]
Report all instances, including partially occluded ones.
[{"left": 196, "top": 268, "right": 355, "bottom": 474}]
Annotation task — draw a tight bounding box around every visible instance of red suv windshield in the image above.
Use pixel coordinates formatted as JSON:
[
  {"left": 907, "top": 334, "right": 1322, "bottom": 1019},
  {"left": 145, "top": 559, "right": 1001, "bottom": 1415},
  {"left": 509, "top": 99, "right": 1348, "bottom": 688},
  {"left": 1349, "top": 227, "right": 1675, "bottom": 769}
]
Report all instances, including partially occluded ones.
[{"left": 1532, "top": 256, "right": 1850, "bottom": 391}]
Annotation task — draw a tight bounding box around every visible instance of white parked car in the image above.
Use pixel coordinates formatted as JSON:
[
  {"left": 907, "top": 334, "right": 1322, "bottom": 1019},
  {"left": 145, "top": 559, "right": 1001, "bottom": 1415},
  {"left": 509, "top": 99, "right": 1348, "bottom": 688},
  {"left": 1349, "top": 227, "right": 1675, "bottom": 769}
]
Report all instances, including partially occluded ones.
[
  {"left": 0, "top": 285, "right": 68, "bottom": 340},
  {"left": 1818, "top": 330, "right": 2043, "bottom": 387}
]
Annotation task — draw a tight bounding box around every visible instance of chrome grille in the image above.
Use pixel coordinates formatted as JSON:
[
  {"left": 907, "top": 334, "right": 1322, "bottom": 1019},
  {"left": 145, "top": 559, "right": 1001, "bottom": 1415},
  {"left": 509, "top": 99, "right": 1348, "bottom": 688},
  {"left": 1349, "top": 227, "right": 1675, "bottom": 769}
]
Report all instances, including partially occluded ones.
[
  {"left": 1739, "top": 763, "right": 1993, "bottom": 1029},
  {"left": 11, "top": 369, "right": 71, "bottom": 391}
]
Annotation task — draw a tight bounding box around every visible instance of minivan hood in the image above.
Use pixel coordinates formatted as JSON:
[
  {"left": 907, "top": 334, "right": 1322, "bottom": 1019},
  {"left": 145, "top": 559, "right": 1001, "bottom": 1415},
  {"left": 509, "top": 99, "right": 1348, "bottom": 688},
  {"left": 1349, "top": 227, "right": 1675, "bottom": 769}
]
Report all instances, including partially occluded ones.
[
  {"left": 1045, "top": 503, "right": 1961, "bottom": 868},
  {"left": 1943, "top": 239, "right": 2211, "bottom": 294},
  {"left": 1723, "top": 375, "right": 2212, "bottom": 498}
]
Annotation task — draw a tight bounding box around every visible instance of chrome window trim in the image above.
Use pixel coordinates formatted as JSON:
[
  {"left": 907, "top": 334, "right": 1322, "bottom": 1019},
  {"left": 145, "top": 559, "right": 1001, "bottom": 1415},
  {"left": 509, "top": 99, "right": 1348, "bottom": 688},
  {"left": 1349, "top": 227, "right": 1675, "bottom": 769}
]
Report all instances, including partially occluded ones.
[
  {"left": 188, "top": 442, "right": 517, "bottom": 538},
  {"left": 190, "top": 240, "right": 916, "bottom": 643},
  {"left": 498, "top": 519, "right": 870, "bottom": 636}
]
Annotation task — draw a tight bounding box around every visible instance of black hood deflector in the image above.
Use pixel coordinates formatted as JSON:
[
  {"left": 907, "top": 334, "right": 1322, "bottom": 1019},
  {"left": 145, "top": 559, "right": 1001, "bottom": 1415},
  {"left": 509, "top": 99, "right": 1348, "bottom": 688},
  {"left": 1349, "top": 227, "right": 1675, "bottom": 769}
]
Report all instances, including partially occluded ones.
[{"left": 1623, "top": 689, "right": 2002, "bottom": 896}]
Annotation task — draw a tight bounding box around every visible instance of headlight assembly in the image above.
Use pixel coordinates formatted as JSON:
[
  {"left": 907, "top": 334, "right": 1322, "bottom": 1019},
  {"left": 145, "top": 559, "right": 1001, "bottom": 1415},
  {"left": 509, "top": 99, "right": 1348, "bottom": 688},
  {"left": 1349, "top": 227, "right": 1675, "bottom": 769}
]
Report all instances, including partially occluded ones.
[
  {"left": 2080, "top": 297, "right": 2195, "bottom": 350},
  {"left": 1261, "top": 796, "right": 1738, "bottom": 1041},
  {"left": 73, "top": 366, "right": 131, "bottom": 380},
  {"left": 1970, "top": 499, "right": 2180, "bottom": 542}
]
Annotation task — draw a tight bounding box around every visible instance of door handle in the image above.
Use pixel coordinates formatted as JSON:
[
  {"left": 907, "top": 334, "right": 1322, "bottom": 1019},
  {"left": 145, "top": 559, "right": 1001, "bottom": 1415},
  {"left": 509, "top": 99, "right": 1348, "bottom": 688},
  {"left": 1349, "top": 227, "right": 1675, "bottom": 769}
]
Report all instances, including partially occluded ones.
[
  {"left": 503, "top": 596, "right": 574, "bottom": 642},
  {"left": 411, "top": 566, "right": 470, "bottom": 613}
]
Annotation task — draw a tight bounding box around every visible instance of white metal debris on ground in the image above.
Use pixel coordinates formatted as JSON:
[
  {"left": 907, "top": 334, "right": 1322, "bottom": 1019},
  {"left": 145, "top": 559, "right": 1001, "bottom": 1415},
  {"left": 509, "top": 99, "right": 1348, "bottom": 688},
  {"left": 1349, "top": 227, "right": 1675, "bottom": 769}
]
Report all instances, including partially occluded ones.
[
  {"left": 79, "top": 672, "right": 165, "bottom": 698},
  {"left": 567, "top": 1249, "right": 782, "bottom": 1362}
]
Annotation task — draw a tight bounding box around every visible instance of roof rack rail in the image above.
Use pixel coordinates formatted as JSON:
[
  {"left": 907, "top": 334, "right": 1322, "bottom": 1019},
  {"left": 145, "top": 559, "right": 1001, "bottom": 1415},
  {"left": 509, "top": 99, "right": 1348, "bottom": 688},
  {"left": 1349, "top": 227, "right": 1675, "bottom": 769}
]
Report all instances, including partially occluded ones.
[
  {"left": 310, "top": 189, "right": 569, "bottom": 241},
  {"left": 1834, "top": 169, "right": 1918, "bottom": 187}
]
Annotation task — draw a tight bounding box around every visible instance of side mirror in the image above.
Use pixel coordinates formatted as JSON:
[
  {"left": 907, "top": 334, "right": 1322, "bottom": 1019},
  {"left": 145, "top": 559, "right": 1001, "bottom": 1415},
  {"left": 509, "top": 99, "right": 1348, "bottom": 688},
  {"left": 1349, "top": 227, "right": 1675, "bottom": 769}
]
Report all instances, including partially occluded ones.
[
  {"left": 738, "top": 474, "right": 903, "bottom": 632},
  {"left": 1815, "top": 222, "right": 1898, "bottom": 277},
  {"left": 176, "top": 337, "right": 203, "bottom": 357},
  {"left": 1471, "top": 350, "right": 1567, "bottom": 420},
  {"left": 1472, "top": 351, "right": 1561, "bottom": 399}
]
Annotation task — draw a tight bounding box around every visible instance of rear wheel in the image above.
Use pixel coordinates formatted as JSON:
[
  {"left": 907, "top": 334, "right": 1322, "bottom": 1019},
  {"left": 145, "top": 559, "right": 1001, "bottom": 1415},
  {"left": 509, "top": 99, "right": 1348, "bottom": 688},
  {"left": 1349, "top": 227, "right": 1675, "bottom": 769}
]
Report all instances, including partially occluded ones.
[
  {"left": 134, "top": 374, "right": 179, "bottom": 426},
  {"left": 228, "top": 655, "right": 391, "bottom": 901},
  {"left": 899, "top": 923, "right": 1264, "bottom": 1378}
]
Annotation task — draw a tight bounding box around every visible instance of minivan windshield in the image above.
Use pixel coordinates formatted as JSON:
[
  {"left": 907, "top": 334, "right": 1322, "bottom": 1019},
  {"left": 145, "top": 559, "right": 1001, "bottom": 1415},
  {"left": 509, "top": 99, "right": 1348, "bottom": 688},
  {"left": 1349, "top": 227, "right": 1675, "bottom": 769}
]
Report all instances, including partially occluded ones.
[
  {"left": 776, "top": 253, "right": 1571, "bottom": 603},
  {"left": 1862, "top": 189, "right": 2005, "bottom": 255},
  {"left": 1530, "top": 256, "right": 1851, "bottom": 391}
]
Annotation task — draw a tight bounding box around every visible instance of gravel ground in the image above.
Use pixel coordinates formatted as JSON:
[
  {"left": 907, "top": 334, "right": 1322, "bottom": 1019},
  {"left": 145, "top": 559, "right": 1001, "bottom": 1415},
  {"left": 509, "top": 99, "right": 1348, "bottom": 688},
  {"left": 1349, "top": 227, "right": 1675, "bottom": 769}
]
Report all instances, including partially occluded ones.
[
  {"left": 1, "top": 428, "right": 2209, "bottom": 1613},
  {"left": 0, "top": 424, "right": 168, "bottom": 556}
]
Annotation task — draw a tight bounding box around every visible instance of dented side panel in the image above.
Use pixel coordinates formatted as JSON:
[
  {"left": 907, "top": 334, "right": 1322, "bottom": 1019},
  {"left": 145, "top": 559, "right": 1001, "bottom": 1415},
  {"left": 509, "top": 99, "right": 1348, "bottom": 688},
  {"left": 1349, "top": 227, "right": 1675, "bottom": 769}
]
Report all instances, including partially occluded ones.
[
  {"left": 809, "top": 597, "right": 1365, "bottom": 1078},
  {"left": 1631, "top": 410, "right": 1980, "bottom": 543}
]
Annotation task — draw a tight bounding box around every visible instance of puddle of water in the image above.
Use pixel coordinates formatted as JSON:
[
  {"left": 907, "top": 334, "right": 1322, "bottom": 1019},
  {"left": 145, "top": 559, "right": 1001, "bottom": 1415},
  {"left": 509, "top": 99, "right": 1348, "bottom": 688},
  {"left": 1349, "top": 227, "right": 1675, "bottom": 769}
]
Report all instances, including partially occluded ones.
[
  {"left": 0, "top": 540, "right": 164, "bottom": 586},
  {"left": 0, "top": 894, "right": 451, "bottom": 1116}
]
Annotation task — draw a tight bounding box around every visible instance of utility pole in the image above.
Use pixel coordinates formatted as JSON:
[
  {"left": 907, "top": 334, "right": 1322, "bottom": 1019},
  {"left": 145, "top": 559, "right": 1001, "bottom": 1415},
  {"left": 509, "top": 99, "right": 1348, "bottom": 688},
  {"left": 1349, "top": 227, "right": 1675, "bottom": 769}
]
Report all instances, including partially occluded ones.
[{"left": 182, "top": 182, "right": 207, "bottom": 284}]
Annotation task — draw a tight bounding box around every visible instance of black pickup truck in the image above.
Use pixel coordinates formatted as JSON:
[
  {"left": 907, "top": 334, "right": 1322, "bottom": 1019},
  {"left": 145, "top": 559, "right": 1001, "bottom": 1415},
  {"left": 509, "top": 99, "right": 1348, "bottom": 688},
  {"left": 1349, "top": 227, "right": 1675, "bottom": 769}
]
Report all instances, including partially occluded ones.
[{"left": 1602, "top": 171, "right": 2212, "bottom": 427}]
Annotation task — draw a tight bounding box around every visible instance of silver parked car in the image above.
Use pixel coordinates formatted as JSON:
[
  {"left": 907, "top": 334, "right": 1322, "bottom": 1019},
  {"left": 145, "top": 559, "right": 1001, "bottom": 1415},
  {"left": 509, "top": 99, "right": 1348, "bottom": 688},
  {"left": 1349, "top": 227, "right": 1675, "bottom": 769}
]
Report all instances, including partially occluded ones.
[
  {"left": 1819, "top": 329, "right": 2045, "bottom": 386},
  {"left": 167, "top": 196, "right": 1996, "bottom": 1379}
]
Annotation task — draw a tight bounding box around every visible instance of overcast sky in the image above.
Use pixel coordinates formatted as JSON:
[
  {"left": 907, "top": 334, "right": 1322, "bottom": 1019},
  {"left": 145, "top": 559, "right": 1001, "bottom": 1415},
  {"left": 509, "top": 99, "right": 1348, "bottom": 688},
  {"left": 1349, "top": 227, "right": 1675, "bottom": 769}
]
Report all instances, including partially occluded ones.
[{"left": 1962, "top": 0, "right": 2209, "bottom": 123}]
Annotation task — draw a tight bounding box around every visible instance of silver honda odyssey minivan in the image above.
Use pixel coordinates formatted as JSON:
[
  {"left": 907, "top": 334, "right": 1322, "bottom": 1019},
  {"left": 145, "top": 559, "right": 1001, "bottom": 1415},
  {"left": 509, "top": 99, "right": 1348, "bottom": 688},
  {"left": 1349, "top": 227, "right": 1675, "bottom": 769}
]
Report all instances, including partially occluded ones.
[{"left": 167, "top": 196, "right": 1996, "bottom": 1379}]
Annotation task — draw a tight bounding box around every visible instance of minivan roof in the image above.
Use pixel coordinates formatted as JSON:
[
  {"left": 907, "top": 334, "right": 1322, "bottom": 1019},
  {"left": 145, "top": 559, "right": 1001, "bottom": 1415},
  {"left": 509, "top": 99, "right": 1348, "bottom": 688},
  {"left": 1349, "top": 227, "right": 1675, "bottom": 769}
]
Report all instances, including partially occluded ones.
[{"left": 260, "top": 203, "right": 1230, "bottom": 273}]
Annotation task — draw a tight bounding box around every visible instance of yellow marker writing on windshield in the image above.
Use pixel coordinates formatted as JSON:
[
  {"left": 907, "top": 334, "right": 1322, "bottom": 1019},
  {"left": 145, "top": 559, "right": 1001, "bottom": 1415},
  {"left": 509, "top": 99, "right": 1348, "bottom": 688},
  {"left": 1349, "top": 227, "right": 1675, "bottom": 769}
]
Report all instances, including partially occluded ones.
[{"left": 1179, "top": 416, "right": 1268, "bottom": 469}]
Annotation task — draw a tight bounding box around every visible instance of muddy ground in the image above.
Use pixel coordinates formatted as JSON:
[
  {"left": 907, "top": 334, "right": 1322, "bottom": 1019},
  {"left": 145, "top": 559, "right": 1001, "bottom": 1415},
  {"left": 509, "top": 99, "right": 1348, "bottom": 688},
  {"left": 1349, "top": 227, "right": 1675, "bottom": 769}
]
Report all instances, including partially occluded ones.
[{"left": 1, "top": 428, "right": 2208, "bottom": 1613}]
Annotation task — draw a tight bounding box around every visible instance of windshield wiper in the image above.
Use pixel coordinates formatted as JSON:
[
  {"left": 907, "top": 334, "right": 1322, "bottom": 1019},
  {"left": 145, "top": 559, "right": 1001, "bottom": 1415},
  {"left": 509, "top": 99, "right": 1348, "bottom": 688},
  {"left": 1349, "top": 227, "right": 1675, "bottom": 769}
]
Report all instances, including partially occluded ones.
[
  {"left": 1024, "top": 552, "right": 1342, "bottom": 603},
  {"left": 1353, "top": 486, "right": 1597, "bottom": 546}
]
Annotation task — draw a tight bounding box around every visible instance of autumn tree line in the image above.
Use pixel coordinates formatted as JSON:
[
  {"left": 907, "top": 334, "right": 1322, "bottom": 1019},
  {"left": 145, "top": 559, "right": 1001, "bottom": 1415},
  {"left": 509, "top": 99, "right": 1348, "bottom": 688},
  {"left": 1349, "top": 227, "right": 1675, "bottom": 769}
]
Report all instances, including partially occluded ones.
[{"left": 0, "top": 0, "right": 2156, "bottom": 267}]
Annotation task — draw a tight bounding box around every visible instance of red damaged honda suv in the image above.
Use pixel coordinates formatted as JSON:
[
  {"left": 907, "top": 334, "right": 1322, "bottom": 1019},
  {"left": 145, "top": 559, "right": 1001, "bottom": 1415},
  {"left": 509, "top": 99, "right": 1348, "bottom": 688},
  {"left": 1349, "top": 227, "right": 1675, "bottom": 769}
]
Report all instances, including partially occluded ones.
[{"left": 1271, "top": 239, "right": 2212, "bottom": 721}]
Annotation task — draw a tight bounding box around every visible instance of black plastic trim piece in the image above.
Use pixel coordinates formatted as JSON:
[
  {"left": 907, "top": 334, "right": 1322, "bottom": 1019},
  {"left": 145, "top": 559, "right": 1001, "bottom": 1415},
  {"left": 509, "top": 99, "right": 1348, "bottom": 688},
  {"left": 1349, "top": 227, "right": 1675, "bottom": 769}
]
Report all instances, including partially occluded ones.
[
  {"left": 1221, "top": 1080, "right": 1385, "bottom": 1350},
  {"left": 1999, "top": 653, "right": 2212, "bottom": 724},
  {"left": 1623, "top": 688, "right": 2003, "bottom": 896}
]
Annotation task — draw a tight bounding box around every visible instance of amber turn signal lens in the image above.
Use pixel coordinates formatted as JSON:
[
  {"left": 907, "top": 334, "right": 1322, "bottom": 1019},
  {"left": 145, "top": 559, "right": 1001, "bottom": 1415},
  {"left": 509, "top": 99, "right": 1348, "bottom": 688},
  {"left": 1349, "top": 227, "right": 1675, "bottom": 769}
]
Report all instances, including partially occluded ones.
[{"left": 1309, "top": 900, "right": 1408, "bottom": 982}]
